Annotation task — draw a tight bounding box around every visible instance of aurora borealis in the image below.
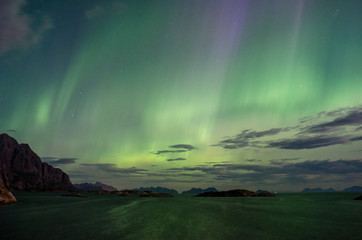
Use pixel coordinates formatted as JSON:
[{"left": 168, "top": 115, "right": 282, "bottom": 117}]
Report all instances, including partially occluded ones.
[{"left": 1, "top": 0, "right": 362, "bottom": 192}]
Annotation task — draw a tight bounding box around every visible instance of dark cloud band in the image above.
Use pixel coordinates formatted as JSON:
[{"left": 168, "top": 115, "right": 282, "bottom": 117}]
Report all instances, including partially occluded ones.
[
  {"left": 167, "top": 158, "right": 186, "bottom": 162},
  {"left": 215, "top": 106, "right": 362, "bottom": 150}
]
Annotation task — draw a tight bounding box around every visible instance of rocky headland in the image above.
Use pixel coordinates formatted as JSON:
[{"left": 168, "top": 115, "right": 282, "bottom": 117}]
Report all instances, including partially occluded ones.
[
  {"left": 0, "top": 184, "right": 17, "bottom": 205},
  {"left": 0, "top": 133, "right": 76, "bottom": 192},
  {"left": 195, "top": 189, "right": 275, "bottom": 197}
]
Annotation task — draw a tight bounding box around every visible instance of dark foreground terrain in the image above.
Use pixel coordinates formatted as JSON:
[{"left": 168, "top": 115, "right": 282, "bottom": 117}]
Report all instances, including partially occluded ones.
[{"left": 1, "top": 192, "right": 361, "bottom": 240}]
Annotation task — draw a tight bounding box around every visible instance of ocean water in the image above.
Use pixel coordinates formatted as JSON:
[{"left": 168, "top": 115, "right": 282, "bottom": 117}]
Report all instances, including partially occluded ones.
[{"left": 1, "top": 192, "right": 361, "bottom": 240}]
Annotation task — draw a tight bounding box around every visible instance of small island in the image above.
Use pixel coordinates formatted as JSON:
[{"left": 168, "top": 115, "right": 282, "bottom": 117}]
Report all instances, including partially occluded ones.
[
  {"left": 195, "top": 189, "right": 275, "bottom": 197},
  {"left": 105, "top": 189, "right": 174, "bottom": 197}
]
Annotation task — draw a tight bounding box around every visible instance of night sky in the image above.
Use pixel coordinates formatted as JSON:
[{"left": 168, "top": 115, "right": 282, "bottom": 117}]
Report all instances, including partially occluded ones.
[{"left": 1, "top": 0, "right": 362, "bottom": 192}]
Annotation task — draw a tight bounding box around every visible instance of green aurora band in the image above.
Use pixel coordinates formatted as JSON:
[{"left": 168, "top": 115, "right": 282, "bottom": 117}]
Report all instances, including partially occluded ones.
[{"left": 1, "top": 0, "right": 362, "bottom": 191}]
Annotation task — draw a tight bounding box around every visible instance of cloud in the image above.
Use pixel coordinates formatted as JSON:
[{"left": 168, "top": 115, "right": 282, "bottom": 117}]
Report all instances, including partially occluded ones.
[
  {"left": 215, "top": 106, "right": 362, "bottom": 150},
  {"left": 167, "top": 158, "right": 186, "bottom": 162},
  {"left": 269, "top": 157, "right": 301, "bottom": 165},
  {"left": 42, "top": 157, "right": 58, "bottom": 161},
  {"left": 155, "top": 144, "right": 197, "bottom": 154},
  {"left": 169, "top": 144, "right": 196, "bottom": 150},
  {"left": 85, "top": 2, "right": 126, "bottom": 20},
  {"left": 0, "top": 0, "right": 53, "bottom": 55},
  {"left": 51, "top": 158, "right": 77, "bottom": 165},
  {"left": 305, "top": 109, "right": 362, "bottom": 133},
  {"left": 268, "top": 136, "right": 348, "bottom": 149},
  {"left": 246, "top": 159, "right": 262, "bottom": 163},
  {"left": 42, "top": 157, "right": 77, "bottom": 165},
  {"left": 284, "top": 159, "right": 362, "bottom": 174},
  {"left": 215, "top": 128, "right": 288, "bottom": 149},
  {"left": 156, "top": 150, "right": 187, "bottom": 155},
  {"left": 81, "top": 163, "right": 148, "bottom": 174},
  {"left": 239, "top": 128, "right": 285, "bottom": 139},
  {"left": 350, "top": 136, "right": 362, "bottom": 142},
  {"left": 85, "top": 5, "right": 104, "bottom": 19},
  {"left": 165, "top": 159, "right": 362, "bottom": 185},
  {"left": 141, "top": 178, "right": 200, "bottom": 184}
]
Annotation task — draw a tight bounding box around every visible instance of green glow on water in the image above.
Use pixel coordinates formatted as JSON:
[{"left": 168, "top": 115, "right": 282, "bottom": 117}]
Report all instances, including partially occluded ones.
[{"left": 1, "top": 192, "right": 361, "bottom": 240}]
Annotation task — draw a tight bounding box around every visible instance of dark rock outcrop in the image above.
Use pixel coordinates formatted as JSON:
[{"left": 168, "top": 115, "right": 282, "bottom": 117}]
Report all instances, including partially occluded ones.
[
  {"left": 91, "top": 190, "right": 117, "bottom": 194},
  {"left": 195, "top": 189, "right": 275, "bottom": 197},
  {"left": 255, "top": 190, "right": 276, "bottom": 196},
  {"left": 139, "top": 191, "right": 174, "bottom": 198},
  {"left": 344, "top": 186, "right": 362, "bottom": 192},
  {"left": 133, "top": 186, "right": 178, "bottom": 195},
  {"left": 62, "top": 193, "right": 87, "bottom": 198},
  {"left": 74, "top": 182, "right": 118, "bottom": 192},
  {"left": 354, "top": 195, "right": 362, "bottom": 200},
  {"left": 0, "top": 184, "right": 17, "bottom": 205},
  {"left": 0, "top": 133, "right": 76, "bottom": 192},
  {"left": 114, "top": 189, "right": 174, "bottom": 197},
  {"left": 256, "top": 191, "right": 276, "bottom": 197},
  {"left": 182, "top": 187, "right": 218, "bottom": 195}
]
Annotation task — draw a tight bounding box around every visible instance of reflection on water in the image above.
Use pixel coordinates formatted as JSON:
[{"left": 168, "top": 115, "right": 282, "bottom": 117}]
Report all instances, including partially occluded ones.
[{"left": 1, "top": 192, "right": 361, "bottom": 240}]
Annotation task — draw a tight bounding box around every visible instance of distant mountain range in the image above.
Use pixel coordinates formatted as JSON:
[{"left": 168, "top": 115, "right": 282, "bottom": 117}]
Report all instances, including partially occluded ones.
[
  {"left": 195, "top": 189, "right": 275, "bottom": 197},
  {"left": 256, "top": 189, "right": 273, "bottom": 194},
  {"left": 182, "top": 187, "right": 218, "bottom": 194},
  {"left": 343, "top": 186, "right": 362, "bottom": 192},
  {"left": 74, "top": 182, "right": 118, "bottom": 192},
  {"left": 302, "top": 186, "right": 362, "bottom": 193},
  {"left": 133, "top": 187, "right": 179, "bottom": 195},
  {"left": 302, "top": 188, "right": 336, "bottom": 193},
  {"left": 0, "top": 133, "right": 76, "bottom": 192}
]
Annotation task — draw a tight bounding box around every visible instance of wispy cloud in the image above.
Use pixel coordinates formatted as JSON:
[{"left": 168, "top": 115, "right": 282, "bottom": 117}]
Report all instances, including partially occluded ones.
[
  {"left": 0, "top": 0, "right": 53, "bottom": 55},
  {"left": 81, "top": 163, "right": 148, "bottom": 174},
  {"left": 214, "top": 106, "right": 362, "bottom": 150},
  {"left": 165, "top": 159, "right": 362, "bottom": 186},
  {"left": 169, "top": 144, "right": 196, "bottom": 150},
  {"left": 85, "top": 2, "right": 126, "bottom": 20},
  {"left": 156, "top": 150, "right": 187, "bottom": 155},
  {"left": 350, "top": 136, "right": 362, "bottom": 141},
  {"left": 42, "top": 157, "right": 77, "bottom": 165},
  {"left": 214, "top": 128, "right": 289, "bottom": 149},
  {"left": 245, "top": 159, "right": 263, "bottom": 163},
  {"left": 269, "top": 157, "right": 301, "bottom": 165},
  {"left": 167, "top": 158, "right": 186, "bottom": 162},
  {"left": 268, "top": 136, "right": 348, "bottom": 149},
  {"left": 304, "top": 108, "right": 362, "bottom": 133},
  {"left": 155, "top": 144, "right": 197, "bottom": 155}
]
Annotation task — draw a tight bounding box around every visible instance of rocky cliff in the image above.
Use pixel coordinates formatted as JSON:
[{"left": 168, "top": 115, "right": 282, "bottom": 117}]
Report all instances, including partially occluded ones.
[{"left": 0, "top": 133, "right": 76, "bottom": 191}]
